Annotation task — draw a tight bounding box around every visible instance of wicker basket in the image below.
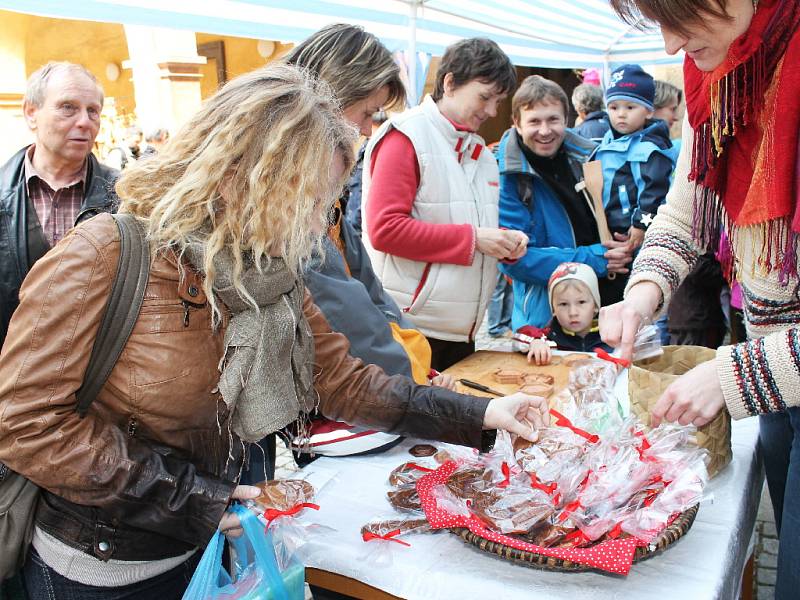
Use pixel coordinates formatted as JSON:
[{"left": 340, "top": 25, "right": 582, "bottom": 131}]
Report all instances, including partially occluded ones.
[
  {"left": 452, "top": 505, "right": 698, "bottom": 572},
  {"left": 628, "top": 345, "right": 732, "bottom": 478}
]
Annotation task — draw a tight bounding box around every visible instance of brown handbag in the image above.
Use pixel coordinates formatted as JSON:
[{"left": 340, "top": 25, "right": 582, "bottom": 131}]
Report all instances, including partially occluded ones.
[{"left": 0, "top": 214, "right": 150, "bottom": 579}]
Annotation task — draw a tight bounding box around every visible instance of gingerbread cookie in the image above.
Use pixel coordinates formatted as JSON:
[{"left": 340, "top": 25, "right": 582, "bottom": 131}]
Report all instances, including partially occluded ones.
[
  {"left": 387, "top": 486, "right": 422, "bottom": 512},
  {"left": 389, "top": 461, "right": 435, "bottom": 487},
  {"left": 254, "top": 479, "right": 315, "bottom": 511},
  {"left": 361, "top": 517, "right": 431, "bottom": 537},
  {"left": 561, "top": 353, "right": 590, "bottom": 366},
  {"left": 409, "top": 443, "right": 437, "bottom": 458},
  {"left": 492, "top": 368, "right": 524, "bottom": 384},
  {"left": 568, "top": 361, "right": 616, "bottom": 391},
  {"left": 522, "top": 373, "right": 555, "bottom": 386},
  {"left": 519, "top": 383, "right": 553, "bottom": 398}
]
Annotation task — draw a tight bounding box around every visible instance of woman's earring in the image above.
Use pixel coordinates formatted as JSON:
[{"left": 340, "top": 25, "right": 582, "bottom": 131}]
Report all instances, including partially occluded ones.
[{"left": 753, "top": 0, "right": 759, "bottom": 10}]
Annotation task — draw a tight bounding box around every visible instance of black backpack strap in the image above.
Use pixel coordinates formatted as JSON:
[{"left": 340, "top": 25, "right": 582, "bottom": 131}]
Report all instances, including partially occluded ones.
[
  {"left": 75, "top": 214, "right": 150, "bottom": 416},
  {"left": 517, "top": 176, "right": 535, "bottom": 209}
]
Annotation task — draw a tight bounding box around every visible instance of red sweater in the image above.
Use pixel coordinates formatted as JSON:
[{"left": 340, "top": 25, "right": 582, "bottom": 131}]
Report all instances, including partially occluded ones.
[{"left": 366, "top": 128, "right": 477, "bottom": 266}]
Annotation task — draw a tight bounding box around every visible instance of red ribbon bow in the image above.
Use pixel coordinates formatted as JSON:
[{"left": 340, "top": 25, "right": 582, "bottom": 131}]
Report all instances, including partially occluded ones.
[
  {"left": 406, "top": 462, "right": 435, "bottom": 473},
  {"left": 594, "top": 348, "right": 631, "bottom": 368},
  {"left": 607, "top": 523, "right": 623, "bottom": 539},
  {"left": 263, "top": 502, "right": 320, "bottom": 530},
  {"left": 578, "top": 470, "right": 593, "bottom": 492},
  {"left": 558, "top": 499, "right": 583, "bottom": 522},
  {"left": 549, "top": 409, "right": 599, "bottom": 444},
  {"left": 564, "top": 528, "right": 591, "bottom": 547},
  {"left": 529, "top": 472, "right": 558, "bottom": 497},
  {"left": 643, "top": 489, "right": 661, "bottom": 507},
  {"left": 498, "top": 462, "right": 512, "bottom": 488},
  {"left": 362, "top": 529, "right": 411, "bottom": 547}
]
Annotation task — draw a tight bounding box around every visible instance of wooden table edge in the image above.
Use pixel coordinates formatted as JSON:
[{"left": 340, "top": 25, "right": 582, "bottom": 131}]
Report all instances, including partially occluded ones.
[{"left": 306, "top": 567, "right": 402, "bottom": 599}]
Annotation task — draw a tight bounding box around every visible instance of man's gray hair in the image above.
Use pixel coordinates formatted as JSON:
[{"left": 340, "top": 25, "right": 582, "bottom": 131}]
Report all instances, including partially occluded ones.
[
  {"left": 571, "top": 83, "right": 604, "bottom": 115},
  {"left": 24, "top": 62, "right": 104, "bottom": 109}
]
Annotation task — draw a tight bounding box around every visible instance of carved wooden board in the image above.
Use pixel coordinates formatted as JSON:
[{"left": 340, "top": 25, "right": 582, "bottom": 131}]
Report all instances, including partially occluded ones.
[{"left": 443, "top": 350, "right": 586, "bottom": 398}]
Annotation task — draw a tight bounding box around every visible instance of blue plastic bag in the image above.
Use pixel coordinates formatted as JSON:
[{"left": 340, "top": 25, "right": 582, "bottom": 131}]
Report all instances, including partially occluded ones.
[{"left": 182, "top": 504, "right": 305, "bottom": 600}]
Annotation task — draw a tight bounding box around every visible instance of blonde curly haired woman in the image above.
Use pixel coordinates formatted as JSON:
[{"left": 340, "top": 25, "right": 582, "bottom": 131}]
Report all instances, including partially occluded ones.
[{"left": 0, "top": 64, "right": 547, "bottom": 599}]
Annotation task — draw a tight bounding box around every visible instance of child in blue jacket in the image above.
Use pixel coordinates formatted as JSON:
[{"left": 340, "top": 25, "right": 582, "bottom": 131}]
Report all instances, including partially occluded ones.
[{"left": 594, "top": 65, "right": 678, "bottom": 287}]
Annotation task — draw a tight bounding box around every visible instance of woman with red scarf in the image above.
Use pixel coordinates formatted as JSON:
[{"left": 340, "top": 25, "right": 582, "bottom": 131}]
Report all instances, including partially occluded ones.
[{"left": 600, "top": 0, "right": 800, "bottom": 596}]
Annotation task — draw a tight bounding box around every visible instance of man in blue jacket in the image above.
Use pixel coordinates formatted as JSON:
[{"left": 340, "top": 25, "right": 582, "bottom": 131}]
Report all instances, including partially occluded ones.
[{"left": 497, "top": 75, "right": 633, "bottom": 330}]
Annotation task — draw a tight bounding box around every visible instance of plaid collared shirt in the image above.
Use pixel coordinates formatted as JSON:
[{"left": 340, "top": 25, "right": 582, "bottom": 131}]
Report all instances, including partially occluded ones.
[{"left": 24, "top": 145, "right": 87, "bottom": 247}]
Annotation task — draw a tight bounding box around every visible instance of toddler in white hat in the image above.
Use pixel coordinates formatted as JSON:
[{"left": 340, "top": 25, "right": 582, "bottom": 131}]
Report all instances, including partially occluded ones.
[{"left": 527, "top": 262, "right": 610, "bottom": 365}]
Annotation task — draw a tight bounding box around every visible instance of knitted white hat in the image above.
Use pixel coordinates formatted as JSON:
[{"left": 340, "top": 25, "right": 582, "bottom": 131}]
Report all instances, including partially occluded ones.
[{"left": 547, "top": 262, "right": 601, "bottom": 312}]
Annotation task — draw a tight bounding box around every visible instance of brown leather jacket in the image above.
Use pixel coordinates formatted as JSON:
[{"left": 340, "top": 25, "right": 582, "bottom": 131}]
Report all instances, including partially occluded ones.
[{"left": 0, "top": 213, "right": 490, "bottom": 562}]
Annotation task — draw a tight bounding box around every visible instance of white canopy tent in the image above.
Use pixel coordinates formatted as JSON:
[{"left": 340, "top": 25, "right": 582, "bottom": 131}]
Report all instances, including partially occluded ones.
[{"left": 0, "top": 0, "right": 679, "bottom": 103}]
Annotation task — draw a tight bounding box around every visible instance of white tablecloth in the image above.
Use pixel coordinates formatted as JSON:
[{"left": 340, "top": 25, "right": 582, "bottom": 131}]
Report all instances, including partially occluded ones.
[{"left": 293, "top": 418, "right": 762, "bottom": 600}]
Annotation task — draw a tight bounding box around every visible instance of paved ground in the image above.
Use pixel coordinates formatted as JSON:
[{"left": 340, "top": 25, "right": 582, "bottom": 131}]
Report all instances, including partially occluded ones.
[{"left": 277, "top": 316, "right": 778, "bottom": 599}]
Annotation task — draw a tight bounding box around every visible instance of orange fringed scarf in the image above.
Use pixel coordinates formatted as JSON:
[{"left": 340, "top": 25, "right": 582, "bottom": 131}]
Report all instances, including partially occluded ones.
[{"left": 684, "top": 0, "right": 800, "bottom": 283}]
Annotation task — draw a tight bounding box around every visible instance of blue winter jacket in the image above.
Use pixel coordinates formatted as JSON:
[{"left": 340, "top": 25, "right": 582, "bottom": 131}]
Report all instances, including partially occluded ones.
[
  {"left": 593, "top": 119, "right": 678, "bottom": 234},
  {"left": 497, "top": 129, "right": 608, "bottom": 330},
  {"left": 573, "top": 111, "right": 611, "bottom": 142}
]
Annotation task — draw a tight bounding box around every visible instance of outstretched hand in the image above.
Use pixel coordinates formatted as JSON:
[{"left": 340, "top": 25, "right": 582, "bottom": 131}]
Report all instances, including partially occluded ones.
[
  {"left": 483, "top": 392, "right": 550, "bottom": 442},
  {"left": 650, "top": 361, "right": 726, "bottom": 427},
  {"left": 598, "top": 281, "right": 662, "bottom": 362},
  {"left": 527, "top": 338, "right": 552, "bottom": 365}
]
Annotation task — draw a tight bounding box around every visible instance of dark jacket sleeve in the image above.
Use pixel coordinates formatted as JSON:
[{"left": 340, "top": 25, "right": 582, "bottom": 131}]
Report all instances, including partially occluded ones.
[
  {"left": 303, "top": 290, "right": 490, "bottom": 449},
  {"left": 631, "top": 152, "right": 673, "bottom": 230},
  {"left": 0, "top": 226, "right": 233, "bottom": 548}
]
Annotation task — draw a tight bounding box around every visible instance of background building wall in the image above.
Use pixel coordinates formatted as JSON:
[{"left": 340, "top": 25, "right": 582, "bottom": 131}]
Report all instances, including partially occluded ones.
[
  {"left": 25, "top": 15, "right": 135, "bottom": 115},
  {"left": 195, "top": 34, "right": 292, "bottom": 98}
]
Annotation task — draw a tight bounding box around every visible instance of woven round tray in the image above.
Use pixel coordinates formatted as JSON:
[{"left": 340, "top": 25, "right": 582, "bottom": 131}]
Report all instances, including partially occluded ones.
[{"left": 450, "top": 504, "right": 699, "bottom": 572}]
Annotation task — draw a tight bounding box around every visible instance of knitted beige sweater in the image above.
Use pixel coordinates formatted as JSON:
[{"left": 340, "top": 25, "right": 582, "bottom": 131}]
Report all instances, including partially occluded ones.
[{"left": 627, "top": 118, "right": 800, "bottom": 420}]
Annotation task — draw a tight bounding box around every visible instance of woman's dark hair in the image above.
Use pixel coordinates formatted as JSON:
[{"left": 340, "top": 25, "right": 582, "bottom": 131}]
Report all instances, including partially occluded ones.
[
  {"left": 284, "top": 23, "right": 406, "bottom": 110},
  {"left": 609, "top": 0, "right": 733, "bottom": 36},
  {"left": 432, "top": 38, "right": 516, "bottom": 101}
]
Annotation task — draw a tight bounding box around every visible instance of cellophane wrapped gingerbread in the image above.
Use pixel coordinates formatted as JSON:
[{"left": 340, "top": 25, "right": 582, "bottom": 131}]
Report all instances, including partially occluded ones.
[{"left": 370, "top": 358, "right": 709, "bottom": 553}]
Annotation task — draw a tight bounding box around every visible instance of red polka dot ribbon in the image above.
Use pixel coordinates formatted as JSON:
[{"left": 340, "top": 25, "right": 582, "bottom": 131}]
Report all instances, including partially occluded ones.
[{"left": 416, "top": 461, "right": 641, "bottom": 575}]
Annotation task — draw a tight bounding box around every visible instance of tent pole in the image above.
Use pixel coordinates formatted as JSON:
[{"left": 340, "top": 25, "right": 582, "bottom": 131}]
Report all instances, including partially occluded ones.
[{"left": 408, "top": 0, "right": 418, "bottom": 105}]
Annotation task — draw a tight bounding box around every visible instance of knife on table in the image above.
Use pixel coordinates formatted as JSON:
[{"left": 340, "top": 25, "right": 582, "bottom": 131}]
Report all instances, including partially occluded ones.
[{"left": 458, "top": 379, "right": 506, "bottom": 397}]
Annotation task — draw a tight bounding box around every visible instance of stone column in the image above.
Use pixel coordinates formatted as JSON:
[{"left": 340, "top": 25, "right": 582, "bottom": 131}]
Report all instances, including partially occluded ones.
[
  {"left": 0, "top": 11, "right": 32, "bottom": 163},
  {"left": 123, "top": 25, "right": 205, "bottom": 134}
]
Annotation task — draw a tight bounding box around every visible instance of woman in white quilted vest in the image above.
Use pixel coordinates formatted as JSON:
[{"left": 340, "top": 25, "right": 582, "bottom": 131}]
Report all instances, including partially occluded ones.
[{"left": 363, "top": 38, "right": 529, "bottom": 371}]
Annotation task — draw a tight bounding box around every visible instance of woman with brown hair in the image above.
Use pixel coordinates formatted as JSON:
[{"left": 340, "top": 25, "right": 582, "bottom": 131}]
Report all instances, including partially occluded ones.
[
  {"left": 600, "top": 0, "right": 800, "bottom": 596},
  {"left": 0, "top": 63, "right": 548, "bottom": 599},
  {"left": 363, "top": 38, "right": 529, "bottom": 371}
]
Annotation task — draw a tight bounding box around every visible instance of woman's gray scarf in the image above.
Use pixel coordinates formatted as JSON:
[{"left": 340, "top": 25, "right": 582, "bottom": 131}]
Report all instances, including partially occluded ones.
[{"left": 184, "top": 244, "right": 316, "bottom": 442}]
